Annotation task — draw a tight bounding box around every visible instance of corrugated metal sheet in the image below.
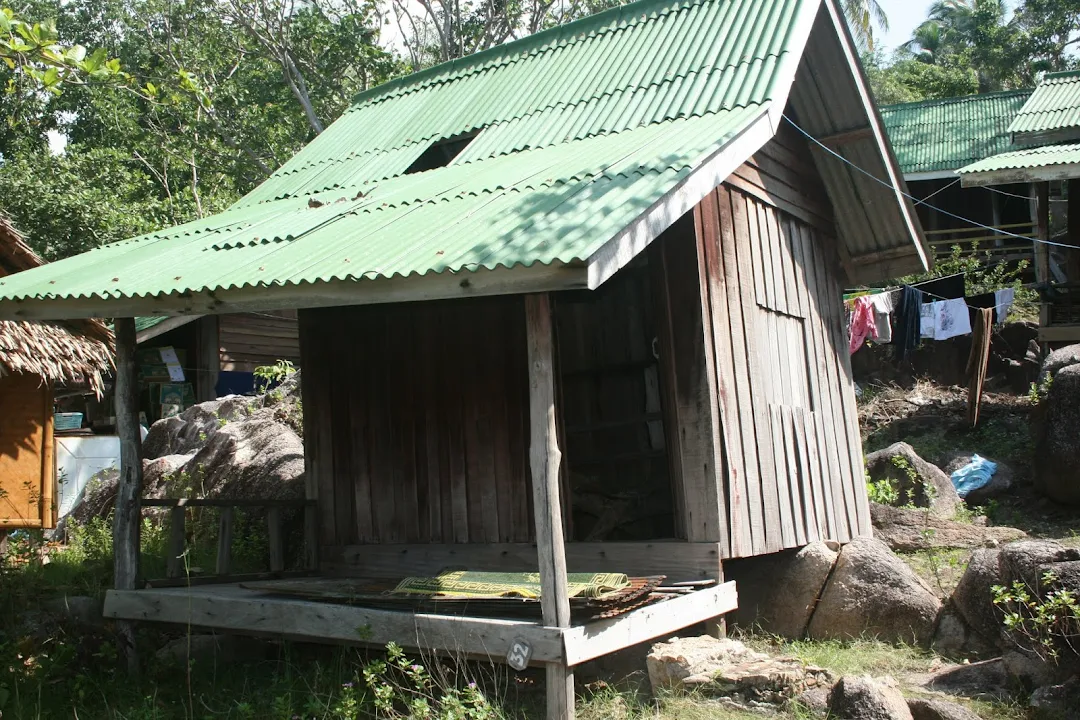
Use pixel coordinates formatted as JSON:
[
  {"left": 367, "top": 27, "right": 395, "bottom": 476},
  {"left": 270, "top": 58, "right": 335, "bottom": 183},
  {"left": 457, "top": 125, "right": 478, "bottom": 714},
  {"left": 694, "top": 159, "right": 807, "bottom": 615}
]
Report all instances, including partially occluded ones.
[
  {"left": 0, "top": 108, "right": 764, "bottom": 302},
  {"left": 0, "top": 0, "right": 807, "bottom": 305},
  {"left": 958, "top": 141, "right": 1080, "bottom": 174},
  {"left": 1008, "top": 70, "right": 1080, "bottom": 138},
  {"left": 879, "top": 90, "right": 1032, "bottom": 175}
]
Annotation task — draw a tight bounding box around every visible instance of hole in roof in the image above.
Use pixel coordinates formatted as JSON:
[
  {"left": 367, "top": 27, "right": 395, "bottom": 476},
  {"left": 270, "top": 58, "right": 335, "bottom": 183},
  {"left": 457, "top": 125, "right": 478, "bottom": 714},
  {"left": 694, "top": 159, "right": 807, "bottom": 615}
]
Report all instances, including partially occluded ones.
[{"left": 404, "top": 131, "right": 480, "bottom": 174}]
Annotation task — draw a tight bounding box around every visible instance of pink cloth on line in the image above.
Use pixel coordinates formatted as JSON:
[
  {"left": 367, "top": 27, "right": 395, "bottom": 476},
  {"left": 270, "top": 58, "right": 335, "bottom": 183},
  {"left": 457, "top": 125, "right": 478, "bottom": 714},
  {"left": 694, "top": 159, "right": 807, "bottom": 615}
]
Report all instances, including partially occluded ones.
[{"left": 848, "top": 296, "right": 878, "bottom": 354}]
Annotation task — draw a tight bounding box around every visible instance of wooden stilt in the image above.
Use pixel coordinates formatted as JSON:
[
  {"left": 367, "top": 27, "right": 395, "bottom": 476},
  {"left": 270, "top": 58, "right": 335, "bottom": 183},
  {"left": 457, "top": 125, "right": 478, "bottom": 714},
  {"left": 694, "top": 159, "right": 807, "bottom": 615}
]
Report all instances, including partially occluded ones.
[
  {"left": 113, "top": 317, "right": 143, "bottom": 674},
  {"left": 1035, "top": 182, "right": 1051, "bottom": 284},
  {"left": 1068, "top": 179, "right": 1080, "bottom": 283},
  {"left": 525, "top": 293, "right": 574, "bottom": 720}
]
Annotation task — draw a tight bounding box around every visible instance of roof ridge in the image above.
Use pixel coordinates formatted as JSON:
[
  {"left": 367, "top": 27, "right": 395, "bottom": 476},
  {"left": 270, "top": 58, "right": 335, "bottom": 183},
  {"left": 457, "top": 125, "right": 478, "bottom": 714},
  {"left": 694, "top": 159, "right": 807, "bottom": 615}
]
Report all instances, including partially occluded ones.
[
  {"left": 1044, "top": 70, "right": 1080, "bottom": 81},
  {"left": 880, "top": 88, "right": 1033, "bottom": 113},
  {"left": 350, "top": 0, "right": 711, "bottom": 107}
]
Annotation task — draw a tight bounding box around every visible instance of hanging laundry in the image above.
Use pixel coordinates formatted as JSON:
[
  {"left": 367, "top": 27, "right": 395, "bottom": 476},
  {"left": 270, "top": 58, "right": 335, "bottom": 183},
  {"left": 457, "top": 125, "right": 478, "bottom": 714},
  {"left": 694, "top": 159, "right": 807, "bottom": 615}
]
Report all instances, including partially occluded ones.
[
  {"left": 868, "top": 290, "right": 898, "bottom": 344},
  {"left": 894, "top": 286, "right": 922, "bottom": 362},
  {"left": 933, "top": 298, "right": 972, "bottom": 340},
  {"left": 912, "top": 273, "right": 965, "bottom": 301},
  {"left": 920, "top": 302, "right": 937, "bottom": 339},
  {"left": 967, "top": 308, "right": 993, "bottom": 427},
  {"left": 994, "top": 288, "right": 1015, "bottom": 324},
  {"left": 848, "top": 295, "right": 878, "bottom": 354}
]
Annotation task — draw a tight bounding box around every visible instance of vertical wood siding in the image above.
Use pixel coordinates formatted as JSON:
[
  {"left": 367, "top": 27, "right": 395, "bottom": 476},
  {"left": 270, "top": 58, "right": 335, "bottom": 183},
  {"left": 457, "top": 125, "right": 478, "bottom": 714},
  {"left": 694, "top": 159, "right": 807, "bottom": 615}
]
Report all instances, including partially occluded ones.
[
  {"left": 0, "top": 373, "right": 55, "bottom": 529},
  {"left": 300, "top": 297, "right": 533, "bottom": 546},
  {"left": 687, "top": 125, "right": 871, "bottom": 556},
  {"left": 218, "top": 310, "right": 301, "bottom": 372}
]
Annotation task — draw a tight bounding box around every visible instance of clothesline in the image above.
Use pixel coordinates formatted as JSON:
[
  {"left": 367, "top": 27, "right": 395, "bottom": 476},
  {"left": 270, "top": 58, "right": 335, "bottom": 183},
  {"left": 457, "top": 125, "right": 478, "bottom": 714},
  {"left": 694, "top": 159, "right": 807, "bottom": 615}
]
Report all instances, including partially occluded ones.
[{"left": 783, "top": 115, "right": 1080, "bottom": 251}]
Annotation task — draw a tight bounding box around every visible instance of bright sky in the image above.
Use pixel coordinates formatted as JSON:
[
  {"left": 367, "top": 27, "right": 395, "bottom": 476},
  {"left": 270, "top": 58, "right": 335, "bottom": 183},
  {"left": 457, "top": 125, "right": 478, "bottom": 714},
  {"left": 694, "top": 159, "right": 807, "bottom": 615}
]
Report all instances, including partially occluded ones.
[{"left": 875, "top": 0, "right": 935, "bottom": 53}]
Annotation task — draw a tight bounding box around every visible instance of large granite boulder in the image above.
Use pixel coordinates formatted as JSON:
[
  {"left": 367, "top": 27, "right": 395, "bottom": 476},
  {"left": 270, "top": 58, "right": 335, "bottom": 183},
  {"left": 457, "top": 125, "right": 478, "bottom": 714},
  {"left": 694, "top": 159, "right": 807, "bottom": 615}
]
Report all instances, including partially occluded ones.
[
  {"left": 807, "top": 537, "right": 941, "bottom": 647},
  {"left": 1040, "top": 343, "right": 1080, "bottom": 379},
  {"left": 828, "top": 676, "right": 912, "bottom": 720},
  {"left": 870, "top": 504, "right": 1025, "bottom": 552},
  {"left": 865, "top": 443, "right": 960, "bottom": 519},
  {"left": 727, "top": 540, "right": 838, "bottom": 638},
  {"left": 906, "top": 698, "right": 981, "bottom": 720},
  {"left": 1033, "top": 364, "right": 1080, "bottom": 504}
]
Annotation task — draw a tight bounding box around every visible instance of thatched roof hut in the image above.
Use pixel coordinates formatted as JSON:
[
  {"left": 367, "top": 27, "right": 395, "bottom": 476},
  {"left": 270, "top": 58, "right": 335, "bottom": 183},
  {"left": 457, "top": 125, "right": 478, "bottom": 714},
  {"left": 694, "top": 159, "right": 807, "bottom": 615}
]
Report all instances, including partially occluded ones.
[{"left": 0, "top": 217, "right": 113, "bottom": 396}]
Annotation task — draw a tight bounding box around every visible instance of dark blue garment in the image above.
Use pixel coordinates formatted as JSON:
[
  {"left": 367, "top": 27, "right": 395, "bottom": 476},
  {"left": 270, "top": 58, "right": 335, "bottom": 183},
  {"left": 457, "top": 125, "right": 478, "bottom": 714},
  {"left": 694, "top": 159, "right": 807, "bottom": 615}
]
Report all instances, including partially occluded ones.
[
  {"left": 215, "top": 371, "right": 256, "bottom": 397},
  {"left": 893, "top": 285, "right": 923, "bottom": 363}
]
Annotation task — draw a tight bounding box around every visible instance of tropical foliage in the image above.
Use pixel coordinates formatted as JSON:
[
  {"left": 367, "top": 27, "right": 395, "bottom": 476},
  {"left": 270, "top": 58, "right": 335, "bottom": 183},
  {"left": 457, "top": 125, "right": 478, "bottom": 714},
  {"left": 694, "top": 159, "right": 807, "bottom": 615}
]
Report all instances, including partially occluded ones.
[{"left": 868, "top": 0, "right": 1080, "bottom": 104}]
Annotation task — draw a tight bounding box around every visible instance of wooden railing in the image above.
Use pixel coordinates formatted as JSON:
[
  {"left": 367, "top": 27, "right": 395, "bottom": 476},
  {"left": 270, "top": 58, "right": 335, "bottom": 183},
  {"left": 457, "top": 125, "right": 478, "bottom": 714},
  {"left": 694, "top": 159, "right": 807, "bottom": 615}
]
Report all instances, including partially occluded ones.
[
  {"left": 923, "top": 222, "right": 1036, "bottom": 264},
  {"left": 141, "top": 497, "right": 318, "bottom": 586}
]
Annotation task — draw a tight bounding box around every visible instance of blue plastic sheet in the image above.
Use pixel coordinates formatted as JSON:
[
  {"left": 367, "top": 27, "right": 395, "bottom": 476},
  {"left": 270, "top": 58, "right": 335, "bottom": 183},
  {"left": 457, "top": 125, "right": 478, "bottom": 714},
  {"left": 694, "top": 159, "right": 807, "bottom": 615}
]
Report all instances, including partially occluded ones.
[{"left": 950, "top": 454, "right": 997, "bottom": 498}]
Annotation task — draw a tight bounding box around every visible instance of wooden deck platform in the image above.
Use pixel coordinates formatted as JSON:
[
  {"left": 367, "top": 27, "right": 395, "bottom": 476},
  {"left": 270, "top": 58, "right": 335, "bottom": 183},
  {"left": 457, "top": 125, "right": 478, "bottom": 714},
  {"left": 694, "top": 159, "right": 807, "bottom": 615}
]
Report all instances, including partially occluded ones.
[{"left": 103, "top": 579, "right": 738, "bottom": 667}]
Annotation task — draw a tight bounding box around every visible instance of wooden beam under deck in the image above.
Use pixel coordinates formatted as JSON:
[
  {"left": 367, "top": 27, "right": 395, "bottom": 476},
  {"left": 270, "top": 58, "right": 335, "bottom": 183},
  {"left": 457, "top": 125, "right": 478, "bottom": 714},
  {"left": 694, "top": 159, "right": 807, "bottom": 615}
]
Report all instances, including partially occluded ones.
[{"left": 103, "top": 580, "right": 739, "bottom": 668}]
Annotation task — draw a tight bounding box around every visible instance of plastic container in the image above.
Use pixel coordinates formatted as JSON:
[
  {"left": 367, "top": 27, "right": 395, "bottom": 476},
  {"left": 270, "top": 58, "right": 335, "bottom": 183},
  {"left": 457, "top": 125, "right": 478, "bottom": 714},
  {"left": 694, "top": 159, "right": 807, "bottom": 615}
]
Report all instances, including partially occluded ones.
[{"left": 53, "top": 412, "right": 84, "bottom": 431}]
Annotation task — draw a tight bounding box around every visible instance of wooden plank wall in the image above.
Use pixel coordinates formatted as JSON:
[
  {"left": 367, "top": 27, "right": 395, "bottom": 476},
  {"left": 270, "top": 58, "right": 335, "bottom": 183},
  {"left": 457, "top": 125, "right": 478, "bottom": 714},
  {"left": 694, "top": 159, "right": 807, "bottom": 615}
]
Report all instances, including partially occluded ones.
[
  {"left": 691, "top": 124, "right": 871, "bottom": 557},
  {"left": 219, "top": 310, "right": 301, "bottom": 372},
  {"left": 300, "top": 297, "right": 533, "bottom": 547},
  {"left": 0, "top": 373, "right": 55, "bottom": 529}
]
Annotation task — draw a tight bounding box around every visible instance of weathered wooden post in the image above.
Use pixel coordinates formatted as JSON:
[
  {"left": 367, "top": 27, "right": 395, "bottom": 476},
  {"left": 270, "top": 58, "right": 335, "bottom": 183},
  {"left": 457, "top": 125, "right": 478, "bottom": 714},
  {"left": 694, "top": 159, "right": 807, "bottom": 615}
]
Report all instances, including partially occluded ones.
[
  {"left": 524, "top": 293, "right": 574, "bottom": 720},
  {"left": 113, "top": 317, "right": 143, "bottom": 673}
]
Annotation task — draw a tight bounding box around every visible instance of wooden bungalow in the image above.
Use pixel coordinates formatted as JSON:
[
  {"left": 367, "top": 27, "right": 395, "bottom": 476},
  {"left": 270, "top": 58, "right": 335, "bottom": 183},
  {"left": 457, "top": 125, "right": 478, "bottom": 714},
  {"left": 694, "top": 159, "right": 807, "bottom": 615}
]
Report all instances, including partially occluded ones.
[
  {"left": 880, "top": 91, "right": 1039, "bottom": 269},
  {"left": 129, "top": 310, "right": 300, "bottom": 407},
  {"left": 0, "top": 218, "right": 113, "bottom": 535},
  {"left": 0, "top": 0, "right": 927, "bottom": 715},
  {"left": 957, "top": 71, "right": 1080, "bottom": 344}
]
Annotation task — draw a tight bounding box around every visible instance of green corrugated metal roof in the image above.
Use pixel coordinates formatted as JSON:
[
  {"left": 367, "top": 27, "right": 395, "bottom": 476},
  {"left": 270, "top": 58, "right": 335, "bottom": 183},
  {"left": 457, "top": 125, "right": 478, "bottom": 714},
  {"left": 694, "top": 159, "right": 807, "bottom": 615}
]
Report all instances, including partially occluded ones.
[
  {"left": 957, "top": 141, "right": 1080, "bottom": 175},
  {"left": 135, "top": 316, "right": 168, "bottom": 333},
  {"left": 879, "top": 90, "right": 1032, "bottom": 175},
  {"left": 0, "top": 0, "right": 805, "bottom": 306},
  {"left": 1008, "top": 70, "right": 1080, "bottom": 140}
]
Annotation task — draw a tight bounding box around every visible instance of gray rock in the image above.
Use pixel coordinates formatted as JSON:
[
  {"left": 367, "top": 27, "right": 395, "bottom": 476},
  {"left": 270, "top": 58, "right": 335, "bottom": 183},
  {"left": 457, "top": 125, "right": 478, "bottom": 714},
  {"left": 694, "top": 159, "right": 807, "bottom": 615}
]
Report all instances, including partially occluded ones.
[
  {"left": 998, "top": 539, "right": 1080, "bottom": 591},
  {"left": 1033, "top": 364, "right": 1080, "bottom": 504},
  {"left": 646, "top": 636, "right": 831, "bottom": 704},
  {"left": 924, "top": 658, "right": 1008, "bottom": 699},
  {"left": 940, "top": 452, "right": 1014, "bottom": 506},
  {"left": 950, "top": 548, "right": 1006, "bottom": 647},
  {"left": 870, "top": 504, "right": 1025, "bottom": 552},
  {"left": 184, "top": 416, "right": 304, "bottom": 500},
  {"left": 1002, "top": 649, "right": 1059, "bottom": 689},
  {"left": 1040, "top": 343, "right": 1080, "bottom": 379},
  {"left": 1030, "top": 678, "right": 1080, "bottom": 720},
  {"left": 43, "top": 595, "right": 103, "bottom": 627},
  {"left": 154, "top": 633, "right": 233, "bottom": 665},
  {"left": 828, "top": 676, "right": 912, "bottom": 720},
  {"left": 907, "top": 697, "right": 981, "bottom": 720},
  {"left": 794, "top": 685, "right": 831, "bottom": 717},
  {"left": 931, "top": 603, "right": 999, "bottom": 660},
  {"left": 865, "top": 443, "right": 961, "bottom": 519},
  {"left": 727, "top": 540, "right": 838, "bottom": 639},
  {"left": 807, "top": 537, "right": 941, "bottom": 647}
]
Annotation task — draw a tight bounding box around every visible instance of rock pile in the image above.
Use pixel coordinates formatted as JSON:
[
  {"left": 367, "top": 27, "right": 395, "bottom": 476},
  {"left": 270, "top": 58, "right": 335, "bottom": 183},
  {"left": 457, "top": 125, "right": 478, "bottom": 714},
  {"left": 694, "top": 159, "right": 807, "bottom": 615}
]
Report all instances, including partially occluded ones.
[{"left": 646, "top": 636, "right": 833, "bottom": 709}]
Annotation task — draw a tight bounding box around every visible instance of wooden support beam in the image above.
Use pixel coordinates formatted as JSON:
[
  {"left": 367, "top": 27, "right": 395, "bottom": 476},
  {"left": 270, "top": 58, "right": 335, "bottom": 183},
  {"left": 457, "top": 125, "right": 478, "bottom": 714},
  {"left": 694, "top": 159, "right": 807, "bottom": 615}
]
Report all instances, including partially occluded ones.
[
  {"left": 113, "top": 316, "right": 143, "bottom": 674},
  {"left": 1036, "top": 182, "right": 1052, "bottom": 285},
  {"left": 304, "top": 504, "right": 320, "bottom": 571},
  {"left": 525, "top": 293, "right": 574, "bottom": 720},
  {"left": 815, "top": 126, "right": 873, "bottom": 147},
  {"left": 196, "top": 315, "right": 220, "bottom": 403},
  {"left": 1068, "top": 179, "right": 1080, "bottom": 283},
  {"left": 166, "top": 507, "right": 185, "bottom": 579},
  {"left": 103, "top": 584, "right": 567, "bottom": 663},
  {"left": 321, "top": 541, "right": 724, "bottom": 582},
  {"left": 268, "top": 507, "right": 285, "bottom": 573},
  {"left": 216, "top": 507, "right": 234, "bottom": 576}
]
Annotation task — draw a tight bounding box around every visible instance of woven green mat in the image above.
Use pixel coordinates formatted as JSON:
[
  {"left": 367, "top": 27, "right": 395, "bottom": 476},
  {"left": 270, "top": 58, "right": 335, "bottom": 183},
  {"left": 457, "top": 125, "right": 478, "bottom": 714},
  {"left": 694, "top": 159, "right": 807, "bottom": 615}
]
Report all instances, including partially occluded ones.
[{"left": 391, "top": 570, "right": 630, "bottom": 600}]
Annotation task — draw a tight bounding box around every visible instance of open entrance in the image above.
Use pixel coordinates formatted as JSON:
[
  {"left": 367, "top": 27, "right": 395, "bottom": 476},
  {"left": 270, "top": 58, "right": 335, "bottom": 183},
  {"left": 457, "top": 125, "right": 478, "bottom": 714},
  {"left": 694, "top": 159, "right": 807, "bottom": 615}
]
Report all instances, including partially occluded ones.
[{"left": 554, "top": 257, "right": 675, "bottom": 542}]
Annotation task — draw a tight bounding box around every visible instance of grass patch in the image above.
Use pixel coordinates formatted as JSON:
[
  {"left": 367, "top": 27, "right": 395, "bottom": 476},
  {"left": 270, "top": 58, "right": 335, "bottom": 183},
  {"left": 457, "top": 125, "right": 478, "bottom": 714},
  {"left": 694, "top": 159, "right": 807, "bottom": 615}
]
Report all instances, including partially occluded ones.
[
  {"left": 746, "top": 636, "right": 935, "bottom": 678},
  {"left": 901, "top": 548, "right": 972, "bottom": 598}
]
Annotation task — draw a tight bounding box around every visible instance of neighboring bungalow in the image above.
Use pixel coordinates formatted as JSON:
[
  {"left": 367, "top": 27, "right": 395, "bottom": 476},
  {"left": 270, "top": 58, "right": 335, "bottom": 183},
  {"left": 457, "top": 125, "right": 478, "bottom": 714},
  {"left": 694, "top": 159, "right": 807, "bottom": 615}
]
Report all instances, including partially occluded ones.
[
  {"left": 958, "top": 71, "right": 1080, "bottom": 343},
  {"left": 131, "top": 311, "right": 299, "bottom": 406},
  {"left": 0, "top": 0, "right": 927, "bottom": 715},
  {"left": 880, "top": 90, "right": 1037, "bottom": 266},
  {"left": 0, "top": 218, "right": 112, "bottom": 536}
]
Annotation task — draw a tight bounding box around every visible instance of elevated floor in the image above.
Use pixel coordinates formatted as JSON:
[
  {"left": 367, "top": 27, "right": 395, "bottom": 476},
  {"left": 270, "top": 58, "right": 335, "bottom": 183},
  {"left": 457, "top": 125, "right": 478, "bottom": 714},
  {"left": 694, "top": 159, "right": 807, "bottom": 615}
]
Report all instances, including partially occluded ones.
[{"left": 104, "top": 578, "right": 738, "bottom": 667}]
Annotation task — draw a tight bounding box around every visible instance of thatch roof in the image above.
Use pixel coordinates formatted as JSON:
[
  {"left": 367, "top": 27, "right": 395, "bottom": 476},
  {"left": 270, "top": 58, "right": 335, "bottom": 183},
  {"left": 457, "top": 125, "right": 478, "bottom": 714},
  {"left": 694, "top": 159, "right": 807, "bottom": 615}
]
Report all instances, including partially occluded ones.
[{"left": 0, "top": 217, "right": 113, "bottom": 395}]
